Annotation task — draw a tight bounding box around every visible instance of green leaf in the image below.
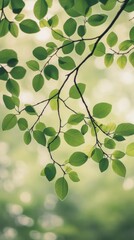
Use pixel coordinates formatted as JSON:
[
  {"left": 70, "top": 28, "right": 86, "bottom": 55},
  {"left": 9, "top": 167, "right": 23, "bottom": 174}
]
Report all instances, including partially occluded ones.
[
  {"left": 24, "top": 131, "right": 31, "bottom": 145},
  {"left": 52, "top": 29, "right": 64, "bottom": 41},
  {"left": 99, "top": 158, "right": 109, "bottom": 172},
  {"left": 48, "top": 15, "right": 59, "bottom": 27},
  {"left": 9, "top": 22, "right": 19, "bottom": 38},
  {"left": 112, "top": 160, "right": 126, "bottom": 177},
  {"left": 48, "top": 136, "right": 61, "bottom": 151},
  {"left": 104, "top": 138, "right": 116, "bottom": 149},
  {"left": 12, "top": 96, "right": 20, "bottom": 107},
  {"left": 25, "top": 105, "right": 37, "bottom": 115},
  {"left": 69, "top": 171, "right": 80, "bottom": 182},
  {"left": 77, "top": 25, "right": 86, "bottom": 37},
  {"left": 0, "top": 18, "right": 9, "bottom": 37},
  {"left": 101, "top": 0, "right": 116, "bottom": 11},
  {"left": 10, "top": 66, "right": 26, "bottom": 79},
  {"left": 63, "top": 18, "right": 77, "bottom": 36},
  {"left": 33, "top": 130, "right": 46, "bottom": 146},
  {"left": 18, "top": 118, "right": 28, "bottom": 131},
  {"left": 69, "top": 83, "right": 86, "bottom": 99},
  {"left": 11, "top": 0, "right": 25, "bottom": 14},
  {"left": 46, "top": 42, "right": 57, "bottom": 49},
  {"left": 55, "top": 177, "right": 68, "bottom": 200},
  {"left": 89, "top": 42, "right": 106, "bottom": 57},
  {"left": 59, "top": 0, "right": 74, "bottom": 10},
  {"left": 44, "top": 127, "right": 56, "bottom": 136},
  {"left": 69, "top": 151, "right": 88, "bottom": 166},
  {"left": 15, "top": 13, "right": 25, "bottom": 22},
  {"left": 81, "top": 124, "right": 88, "bottom": 135},
  {"left": 58, "top": 56, "right": 76, "bottom": 70},
  {"left": 6, "top": 79, "right": 20, "bottom": 96},
  {"left": 117, "top": 55, "right": 127, "bottom": 69},
  {"left": 115, "top": 123, "right": 134, "bottom": 136},
  {"left": 26, "top": 60, "right": 40, "bottom": 71},
  {"left": 39, "top": 19, "right": 49, "bottom": 28},
  {"left": 2, "top": 114, "right": 17, "bottom": 130},
  {"left": 0, "top": 0, "right": 10, "bottom": 9},
  {"left": 49, "top": 89, "right": 58, "bottom": 110},
  {"left": 113, "top": 135, "right": 125, "bottom": 142},
  {"left": 0, "top": 49, "right": 17, "bottom": 64},
  {"left": 62, "top": 40, "right": 74, "bottom": 54},
  {"left": 44, "top": 64, "right": 59, "bottom": 80},
  {"left": 68, "top": 113, "right": 84, "bottom": 125},
  {"left": 119, "top": 40, "right": 133, "bottom": 51},
  {"left": 0, "top": 67, "right": 8, "bottom": 81},
  {"left": 88, "top": 14, "right": 108, "bottom": 26},
  {"left": 107, "top": 31, "right": 118, "bottom": 47},
  {"left": 129, "top": 52, "right": 134, "bottom": 67},
  {"left": 46, "top": 0, "right": 53, "bottom": 7},
  {"left": 20, "top": 19, "right": 40, "bottom": 33},
  {"left": 126, "top": 142, "right": 134, "bottom": 156},
  {"left": 124, "top": 0, "right": 134, "bottom": 12},
  {"left": 129, "top": 26, "right": 134, "bottom": 41},
  {"left": 75, "top": 41, "right": 85, "bottom": 55},
  {"left": 104, "top": 53, "right": 114, "bottom": 67},
  {"left": 44, "top": 163, "right": 56, "bottom": 181},
  {"left": 64, "top": 129, "right": 85, "bottom": 147},
  {"left": 32, "top": 74, "right": 44, "bottom": 92},
  {"left": 35, "top": 122, "right": 46, "bottom": 131},
  {"left": 112, "top": 150, "right": 125, "bottom": 159},
  {"left": 93, "top": 102, "right": 112, "bottom": 118},
  {"left": 34, "top": 0, "right": 48, "bottom": 20},
  {"left": 91, "top": 148, "right": 103, "bottom": 162},
  {"left": 33, "top": 46, "right": 48, "bottom": 60},
  {"left": 3, "top": 95, "right": 15, "bottom": 110}
]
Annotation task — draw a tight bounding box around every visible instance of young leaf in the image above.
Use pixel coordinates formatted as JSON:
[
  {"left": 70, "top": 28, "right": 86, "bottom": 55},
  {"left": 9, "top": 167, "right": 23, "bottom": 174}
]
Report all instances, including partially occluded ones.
[
  {"left": 33, "top": 46, "right": 48, "bottom": 60},
  {"left": 32, "top": 74, "right": 44, "bottom": 92},
  {"left": 33, "top": 130, "right": 46, "bottom": 146},
  {"left": 104, "top": 138, "right": 116, "bottom": 149},
  {"left": 10, "top": 66, "right": 26, "bottom": 79},
  {"left": 112, "top": 160, "right": 126, "bottom": 177},
  {"left": 15, "top": 13, "right": 25, "bottom": 22},
  {"left": 2, "top": 114, "right": 17, "bottom": 130},
  {"left": 69, "top": 83, "right": 86, "bottom": 99},
  {"left": 58, "top": 56, "right": 76, "bottom": 70},
  {"left": 3, "top": 95, "right": 15, "bottom": 110},
  {"left": 112, "top": 150, "right": 125, "bottom": 159},
  {"left": 69, "top": 151, "right": 88, "bottom": 166},
  {"left": 91, "top": 148, "right": 103, "bottom": 162},
  {"left": 48, "top": 136, "right": 61, "bottom": 151},
  {"left": 99, "top": 158, "right": 109, "bottom": 172},
  {"left": 9, "top": 22, "right": 19, "bottom": 38},
  {"left": 52, "top": 29, "right": 64, "bottom": 41},
  {"left": 68, "top": 113, "right": 85, "bottom": 125},
  {"left": 24, "top": 131, "right": 31, "bottom": 145},
  {"left": 18, "top": 118, "right": 28, "bottom": 131},
  {"left": 63, "top": 18, "right": 77, "bottom": 36},
  {"left": 20, "top": 19, "right": 40, "bottom": 33},
  {"left": 44, "top": 64, "right": 59, "bottom": 80},
  {"left": 69, "top": 171, "right": 80, "bottom": 182},
  {"left": 88, "top": 14, "right": 108, "bottom": 26},
  {"left": 129, "top": 26, "right": 134, "bottom": 41},
  {"left": 126, "top": 142, "right": 134, "bottom": 156},
  {"left": 107, "top": 32, "right": 118, "bottom": 47},
  {"left": 64, "top": 129, "right": 85, "bottom": 147},
  {"left": 26, "top": 60, "right": 40, "bottom": 71},
  {"left": 101, "top": 0, "right": 116, "bottom": 11},
  {"left": 44, "top": 163, "right": 56, "bottom": 181},
  {"left": 55, "top": 177, "right": 68, "bottom": 200},
  {"left": 104, "top": 54, "right": 114, "bottom": 67},
  {"left": 117, "top": 56, "right": 127, "bottom": 69},
  {"left": 119, "top": 40, "right": 132, "bottom": 51},
  {"left": 6, "top": 79, "right": 20, "bottom": 96},
  {"left": 34, "top": 0, "right": 48, "bottom": 20},
  {"left": 115, "top": 123, "right": 134, "bottom": 136},
  {"left": 129, "top": 52, "right": 134, "bottom": 67},
  {"left": 48, "top": 15, "right": 59, "bottom": 27},
  {"left": 93, "top": 102, "right": 112, "bottom": 118}
]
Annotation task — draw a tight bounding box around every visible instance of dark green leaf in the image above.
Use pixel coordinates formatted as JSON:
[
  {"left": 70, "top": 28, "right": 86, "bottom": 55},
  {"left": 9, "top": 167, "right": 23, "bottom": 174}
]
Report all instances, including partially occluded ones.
[
  {"left": 112, "top": 160, "right": 126, "bottom": 177},
  {"left": 3, "top": 95, "right": 15, "bottom": 110},
  {"left": 93, "top": 102, "right": 112, "bottom": 118},
  {"left": 34, "top": 0, "right": 48, "bottom": 20},
  {"left": 32, "top": 74, "right": 44, "bottom": 92},
  {"left": 58, "top": 56, "right": 76, "bottom": 70},
  {"left": 0, "top": 0, "right": 10, "bottom": 9},
  {"left": 124, "top": 0, "right": 134, "bottom": 12},
  {"left": 101, "top": 0, "right": 116, "bottom": 11},
  {"left": 64, "top": 129, "right": 85, "bottom": 147},
  {"left": 88, "top": 14, "right": 108, "bottom": 26},
  {"left": 11, "top": 0, "right": 25, "bottom": 14},
  {"left": 63, "top": 18, "right": 77, "bottom": 36},
  {"left": 81, "top": 124, "right": 88, "bottom": 135},
  {"left": 89, "top": 42, "right": 106, "bottom": 57},
  {"left": 75, "top": 41, "right": 85, "bottom": 55},
  {"left": 33, "top": 46, "right": 48, "bottom": 60},
  {"left": 129, "top": 27, "right": 134, "bottom": 41},
  {"left": 69, "top": 83, "right": 86, "bottom": 99},
  {"left": 115, "top": 123, "right": 134, "bottom": 136},
  {"left": 99, "top": 158, "right": 109, "bottom": 172},
  {"left": 0, "top": 67, "right": 8, "bottom": 81},
  {"left": 62, "top": 40, "right": 74, "bottom": 54},
  {"left": 20, "top": 19, "right": 40, "bottom": 33},
  {"left": 113, "top": 135, "right": 125, "bottom": 142},
  {"left": 10, "top": 66, "right": 26, "bottom": 79},
  {"left": 6, "top": 79, "right": 20, "bottom": 96},
  {"left": 2, "top": 114, "right": 17, "bottom": 130},
  {"left": 0, "top": 49, "right": 17, "bottom": 64},
  {"left": 44, "top": 127, "right": 56, "bottom": 136},
  {"left": 68, "top": 113, "right": 85, "bottom": 125},
  {"left": 55, "top": 177, "right": 68, "bottom": 200},
  {"left": 0, "top": 18, "right": 9, "bottom": 37},
  {"left": 44, "top": 64, "right": 59, "bottom": 80},
  {"left": 69, "top": 151, "right": 88, "bottom": 166},
  {"left": 18, "top": 118, "right": 28, "bottom": 131},
  {"left": 104, "top": 53, "right": 114, "bottom": 67},
  {"left": 25, "top": 105, "right": 37, "bottom": 115},
  {"left": 44, "top": 163, "right": 56, "bottom": 181},
  {"left": 77, "top": 25, "right": 86, "bottom": 37},
  {"left": 33, "top": 130, "right": 46, "bottom": 146},
  {"left": 129, "top": 52, "right": 134, "bottom": 67}
]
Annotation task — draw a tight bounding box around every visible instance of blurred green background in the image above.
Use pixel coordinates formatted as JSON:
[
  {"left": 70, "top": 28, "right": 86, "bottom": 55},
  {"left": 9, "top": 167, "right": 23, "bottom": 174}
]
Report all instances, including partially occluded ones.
[{"left": 0, "top": 1, "right": 134, "bottom": 240}]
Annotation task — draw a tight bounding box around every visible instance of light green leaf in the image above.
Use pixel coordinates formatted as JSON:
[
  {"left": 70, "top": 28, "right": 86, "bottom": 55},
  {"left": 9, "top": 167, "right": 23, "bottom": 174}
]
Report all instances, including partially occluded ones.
[
  {"left": 3, "top": 95, "right": 15, "bottom": 110},
  {"left": 101, "top": 0, "right": 116, "bottom": 11},
  {"left": 20, "top": 19, "right": 40, "bottom": 33},
  {"left": 6, "top": 79, "right": 20, "bottom": 96},
  {"left": 34, "top": 0, "right": 48, "bottom": 20},
  {"left": 2, "top": 114, "right": 17, "bottom": 130},
  {"left": 119, "top": 40, "right": 133, "bottom": 51},
  {"left": 26, "top": 60, "right": 40, "bottom": 71},
  {"left": 69, "top": 151, "right": 88, "bottom": 166},
  {"left": 81, "top": 124, "right": 88, "bottom": 135},
  {"left": 88, "top": 14, "right": 108, "bottom": 26},
  {"left": 44, "top": 163, "right": 56, "bottom": 181},
  {"left": 104, "top": 138, "right": 116, "bottom": 149},
  {"left": 24, "top": 131, "right": 31, "bottom": 145},
  {"left": 129, "top": 52, "right": 134, "bottom": 67},
  {"left": 35, "top": 122, "right": 46, "bottom": 131},
  {"left": 69, "top": 83, "right": 86, "bottom": 99},
  {"left": 91, "top": 148, "right": 103, "bottom": 162},
  {"left": 112, "top": 150, "right": 125, "bottom": 159},
  {"left": 44, "top": 64, "right": 59, "bottom": 80},
  {"left": 33, "top": 130, "right": 46, "bottom": 146},
  {"left": 93, "top": 102, "right": 112, "bottom": 118},
  {"left": 107, "top": 31, "right": 118, "bottom": 47},
  {"left": 32, "top": 74, "right": 44, "bottom": 92},
  {"left": 9, "top": 22, "right": 19, "bottom": 38},
  {"left": 15, "top": 13, "right": 25, "bottom": 22},
  {"left": 18, "top": 118, "right": 28, "bottom": 131},
  {"left": 69, "top": 171, "right": 80, "bottom": 182},
  {"left": 89, "top": 42, "right": 106, "bottom": 57},
  {"left": 0, "top": 49, "right": 17, "bottom": 64},
  {"left": 129, "top": 26, "right": 134, "bottom": 41},
  {"left": 62, "top": 40, "right": 74, "bottom": 54},
  {"left": 104, "top": 54, "right": 114, "bottom": 67},
  {"left": 117, "top": 55, "right": 127, "bottom": 69},
  {"left": 126, "top": 142, "right": 134, "bottom": 156},
  {"left": 48, "top": 15, "right": 59, "bottom": 27},
  {"left": 68, "top": 113, "right": 84, "bottom": 125},
  {"left": 52, "top": 29, "right": 64, "bottom": 41},
  {"left": 112, "top": 160, "right": 126, "bottom": 177},
  {"left": 115, "top": 123, "right": 134, "bottom": 136},
  {"left": 55, "top": 177, "right": 68, "bottom": 200},
  {"left": 58, "top": 56, "right": 76, "bottom": 70},
  {"left": 48, "top": 136, "right": 61, "bottom": 151},
  {"left": 64, "top": 129, "right": 85, "bottom": 147}
]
